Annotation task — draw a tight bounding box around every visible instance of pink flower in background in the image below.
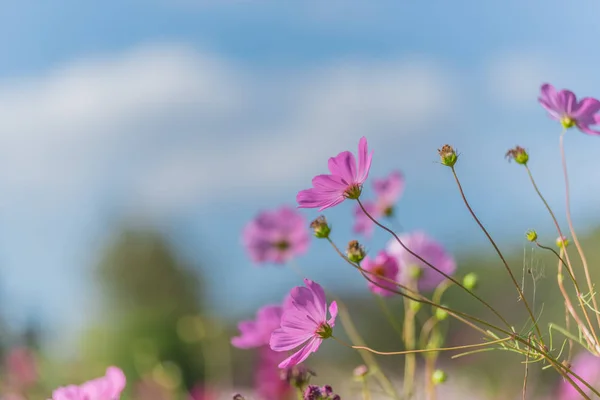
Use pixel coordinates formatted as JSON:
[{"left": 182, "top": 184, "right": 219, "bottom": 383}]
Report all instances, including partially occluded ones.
[
  {"left": 231, "top": 305, "right": 285, "bottom": 349},
  {"left": 5, "top": 347, "right": 38, "bottom": 388},
  {"left": 271, "top": 279, "right": 337, "bottom": 368},
  {"left": 373, "top": 170, "right": 405, "bottom": 206},
  {"left": 255, "top": 347, "right": 293, "bottom": 400},
  {"left": 297, "top": 137, "right": 372, "bottom": 210},
  {"left": 242, "top": 206, "right": 309, "bottom": 265},
  {"left": 559, "top": 352, "right": 600, "bottom": 399},
  {"left": 354, "top": 170, "right": 405, "bottom": 236},
  {"left": 353, "top": 200, "right": 378, "bottom": 236},
  {"left": 362, "top": 251, "right": 399, "bottom": 297},
  {"left": 188, "top": 384, "right": 218, "bottom": 400},
  {"left": 133, "top": 378, "right": 173, "bottom": 400},
  {"left": 51, "top": 367, "right": 126, "bottom": 400},
  {"left": 538, "top": 83, "right": 600, "bottom": 135},
  {"left": 386, "top": 231, "right": 456, "bottom": 292}
]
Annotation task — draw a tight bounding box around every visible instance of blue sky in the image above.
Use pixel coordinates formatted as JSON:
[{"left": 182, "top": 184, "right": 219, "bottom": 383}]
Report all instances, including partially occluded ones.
[{"left": 2, "top": 1, "right": 600, "bottom": 350}]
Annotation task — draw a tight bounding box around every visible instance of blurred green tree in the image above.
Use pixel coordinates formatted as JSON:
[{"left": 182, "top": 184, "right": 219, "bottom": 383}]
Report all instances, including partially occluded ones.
[{"left": 83, "top": 228, "right": 206, "bottom": 391}]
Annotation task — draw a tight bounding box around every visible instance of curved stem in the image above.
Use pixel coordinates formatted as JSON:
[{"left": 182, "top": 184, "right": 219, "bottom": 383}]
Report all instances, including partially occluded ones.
[
  {"left": 449, "top": 166, "right": 542, "bottom": 341},
  {"left": 356, "top": 198, "right": 513, "bottom": 331},
  {"left": 525, "top": 165, "right": 599, "bottom": 347},
  {"left": 536, "top": 243, "right": 600, "bottom": 354},
  {"left": 559, "top": 133, "right": 600, "bottom": 329},
  {"left": 351, "top": 337, "right": 512, "bottom": 356}
]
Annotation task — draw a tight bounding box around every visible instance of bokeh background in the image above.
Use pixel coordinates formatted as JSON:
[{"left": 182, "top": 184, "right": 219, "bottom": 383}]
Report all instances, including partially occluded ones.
[{"left": 1, "top": 1, "right": 600, "bottom": 398}]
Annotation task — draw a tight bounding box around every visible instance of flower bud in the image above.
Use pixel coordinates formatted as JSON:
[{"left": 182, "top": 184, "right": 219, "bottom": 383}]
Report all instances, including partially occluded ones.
[
  {"left": 435, "top": 306, "right": 449, "bottom": 321},
  {"left": 462, "top": 272, "right": 478, "bottom": 291},
  {"left": 526, "top": 230, "right": 538, "bottom": 242},
  {"left": 409, "top": 300, "right": 422, "bottom": 313},
  {"left": 432, "top": 369, "right": 447, "bottom": 385},
  {"left": 556, "top": 236, "right": 569, "bottom": 249},
  {"left": 438, "top": 144, "right": 458, "bottom": 167},
  {"left": 505, "top": 146, "right": 529, "bottom": 165},
  {"left": 353, "top": 365, "right": 368, "bottom": 381},
  {"left": 310, "top": 216, "right": 331, "bottom": 239},
  {"left": 233, "top": 395, "right": 246, "bottom": 400},
  {"left": 347, "top": 240, "right": 366, "bottom": 263}
]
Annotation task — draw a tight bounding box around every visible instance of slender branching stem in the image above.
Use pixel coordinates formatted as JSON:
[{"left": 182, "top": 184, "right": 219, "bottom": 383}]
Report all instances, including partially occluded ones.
[
  {"left": 559, "top": 132, "right": 600, "bottom": 329},
  {"left": 356, "top": 198, "right": 514, "bottom": 331},
  {"left": 525, "top": 165, "right": 600, "bottom": 347},
  {"left": 449, "top": 166, "right": 543, "bottom": 341},
  {"left": 536, "top": 243, "right": 600, "bottom": 354},
  {"left": 350, "top": 337, "right": 512, "bottom": 356}
]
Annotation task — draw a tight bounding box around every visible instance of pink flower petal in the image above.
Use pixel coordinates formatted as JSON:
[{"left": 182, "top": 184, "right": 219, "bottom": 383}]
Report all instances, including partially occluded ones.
[{"left": 278, "top": 337, "right": 323, "bottom": 368}]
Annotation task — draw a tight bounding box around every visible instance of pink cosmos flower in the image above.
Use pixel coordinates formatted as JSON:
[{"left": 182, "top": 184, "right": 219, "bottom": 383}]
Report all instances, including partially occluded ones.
[
  {"left": 297, "top": 137, "right": 373, "bottom": 211},
  {"left": 538, "top": 83, "right": 600, "bottom": 135},
  {"left": 255, "top": 347, "right": 293, "bottom": 400},
  {"left": 386, "top": 231, "right": 456, "bottom": 292},
  {"left": 242, "top": 206, "right": 310, "bottom": 265},
  {"left": 231, "top": 304, "right": 285, "bottom": 349},
  {"left": 50, "top": 367, "right": 126, "bottom": 400},
  {"left": 270, "top": 279, "right": 337, "bottom": 368},
  {"left": 354, "top": 171, "right": 405, "bottom": 236},
  {"left": 559, "top": 352, "right": 600, "bottom": 399},
  {"left": 362, "top": 251, "right": 399, "bottom": 297}
]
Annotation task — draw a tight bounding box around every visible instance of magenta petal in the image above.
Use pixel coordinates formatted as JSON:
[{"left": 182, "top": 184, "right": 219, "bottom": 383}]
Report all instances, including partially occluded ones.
[
  {"left": 311, "top": 174, "right": 347, "bottom": 190},
  {"left": 558, "top": 90, "right": 577, "bottom": 114},
  {"left": 356, "top": 136, "right": 372, "bottom": 183},
  {"left": 303, "top": 279, "right": 327, "bottom": 320},
  {"left": 278, "top": 337, "right": 322, "bottom": 368},
  {"left": 327, "top": 151, "right": 357, "bottom": 184},
  {"left": 573, "top": 97, "right": 600, "bottom": 122},
  {"left": 328, "top": 301, "right": 338, "bottom": 327},
  {"left": 270, "top": 328, "right": 312, "bottom": 352}
]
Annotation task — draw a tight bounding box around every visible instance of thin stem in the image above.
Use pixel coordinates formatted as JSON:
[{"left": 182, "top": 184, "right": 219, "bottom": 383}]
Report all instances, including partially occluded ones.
[
  {"left": 325, "top": 236, "right": 600, "bottom": 396},
  {"left": 424, "top": 354, "right": 436, "bottom": 400},
  {"left": 525, "top": 165, "right": 600, "bottom": 346},
  {"left": 537, "top": 243, "right": 600, "bottom": 354},
  {"left": 522, "top": 335, "right": 531, "bottom": 400},
  {"left": 356, "top": 198, "right": 513, "bottom": 331},
  {"left": 449, "top": 166, "right": 543, "bottom": 341},
  {"left": 403, "top": 293, "right": 417, "bottom": 399},
  {"left": 559, "top": 133, "right": 600, "bottom": 329},
  {"left": 351, "top": 337, "right": 512, "bottom": 356}
]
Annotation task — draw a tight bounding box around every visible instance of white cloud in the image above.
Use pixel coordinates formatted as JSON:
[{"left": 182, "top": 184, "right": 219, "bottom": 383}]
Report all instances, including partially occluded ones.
[{"left": 0, "top": 43, "right": 456, "bottom": 216}]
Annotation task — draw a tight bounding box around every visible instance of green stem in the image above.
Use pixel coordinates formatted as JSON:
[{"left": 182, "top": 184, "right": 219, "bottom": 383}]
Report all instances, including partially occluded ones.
[
  {"left": 356, "top": 198, "right": 513, "bottom": 331},
  {"left": 403, "top": 296, "right": 417, "bottom": 399},
  {"left": 449, "top": 166, "right": 543, "bottom": 341}
]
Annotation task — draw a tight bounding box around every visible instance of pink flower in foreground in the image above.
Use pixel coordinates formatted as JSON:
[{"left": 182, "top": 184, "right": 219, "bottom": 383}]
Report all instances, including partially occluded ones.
[
  {"left": 386, "top": 231, "right": 455, "bottom": 292},
  {"left": 50, "top": 367, "right": 126, "bottom": 400},
  {"left": 354, "top": 170, "right": 405, "bottom": 236},
  {"left": 255, "top": 347, "right": 293, "bottom": 400},
  {"left": 231, "top": 305, "right": 285, "bottom": 349},
  {"left": 242, "top": 206, "right": 309, "bottom": 265},
  {"left": 538, "top": 83, "right": 600, "bottom": 135},
  {"left": 297, "top": 137, "right": 373, "bottom": 211},
  {"left": 270, "top": 279, "right": 337, "bottom": 368},
  {"left": 559, "top": 352, "right": 600, "bottom": 399},
  {"left": 362, "top": 251, "right": 399, "bottom": 297}
]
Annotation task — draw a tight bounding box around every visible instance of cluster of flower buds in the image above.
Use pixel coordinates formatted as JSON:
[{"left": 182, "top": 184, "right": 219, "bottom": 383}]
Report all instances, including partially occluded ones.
[
  {"left": 280, "top": 364, "right": 315, "bottom": 389},
  {"left": 303, "top": 385, "right": 341, "bottom": 400}
]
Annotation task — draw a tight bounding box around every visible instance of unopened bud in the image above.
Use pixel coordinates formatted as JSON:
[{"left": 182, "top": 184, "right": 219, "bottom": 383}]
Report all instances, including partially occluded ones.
[
  {"left": 556, "top": 236, "right": 569, "bottom": 249},
  {"left": 347, "top": 240, "right": 366, "bottom": 263},
  {"left": 233, "top": 395, "right": 246, "bottom": 400},
  {"left": 435, "top": 306, "right": 449, "bottom": 321},
  {"left": 432, "top": 369, "right": 447, "bottom": 385},
  {"left": 409, "top": 300, "right": 422, "bottom": 313},
  {"left": 353, "top": 365, "right": 368, "bottom": 381},
  {"left": 462, "top": 272, "right": 478, "bottom": 291},
  {"left": 505, "top": 146, "right": 529, "bottom": 165},
  {"left": 281, "top": 364, "right": 315, "bottom": 389},
  {"left": 310, "top": 216, "right": 331, "bottom": 239},
  {"left": 526, "top": 230, "right": 538, "bottom": 242},
  {"left": 438, "top": 144, "right": 458, "bottom": 167}
]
